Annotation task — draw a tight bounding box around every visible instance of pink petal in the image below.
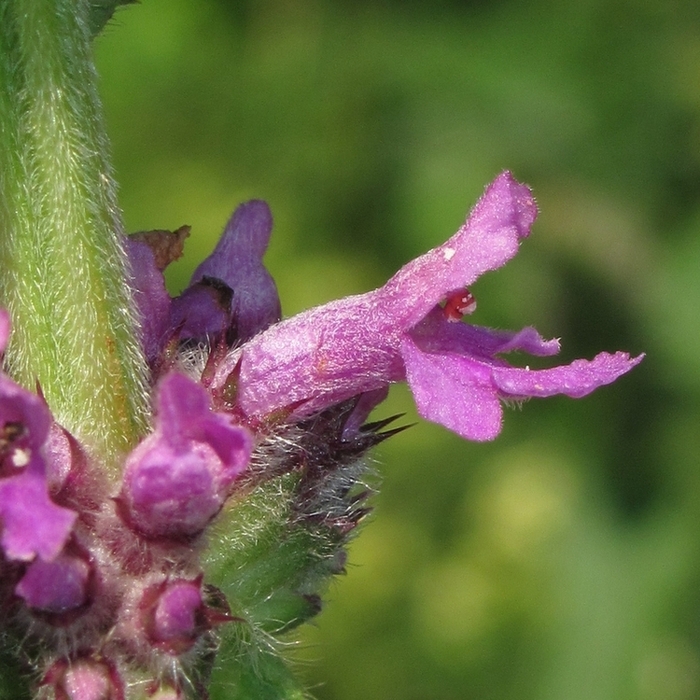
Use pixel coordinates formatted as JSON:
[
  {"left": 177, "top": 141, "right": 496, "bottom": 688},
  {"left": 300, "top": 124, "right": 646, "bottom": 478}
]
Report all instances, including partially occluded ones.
[
  {"left": 492, "top": 351, "right": 644, "bottom": 398},
  {"left": 381, "top": 171, "right": 537, "bottom": 329},
  {"left": 401, "top": 335, "right": 504, "bottom": 441},
  {"left": 0, "top": 467, "right": 76, "bottom": 561}
]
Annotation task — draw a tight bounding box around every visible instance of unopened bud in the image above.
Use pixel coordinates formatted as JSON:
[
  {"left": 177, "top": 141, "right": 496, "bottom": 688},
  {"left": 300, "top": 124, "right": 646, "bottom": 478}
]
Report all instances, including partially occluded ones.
[
  {"left": 43, "top": 657, "right": 123, "bottom": 700},
  {"left": 147, "top": 685, "right": 184, "bottom": 700},
  {"left": 16, "top": 551, "right": 90, "bottom": 617},
  {"left": 140, "top": 578, "right": 205, "bottom": 655},
  {"left": 119, "top": 374, "right": 251, "bottom": 540}
]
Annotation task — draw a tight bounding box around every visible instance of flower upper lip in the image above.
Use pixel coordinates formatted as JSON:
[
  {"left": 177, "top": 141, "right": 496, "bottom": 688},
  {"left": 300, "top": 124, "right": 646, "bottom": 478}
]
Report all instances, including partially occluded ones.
[{"left": 377, "top": 170, "right": 537, "bottom": 330}]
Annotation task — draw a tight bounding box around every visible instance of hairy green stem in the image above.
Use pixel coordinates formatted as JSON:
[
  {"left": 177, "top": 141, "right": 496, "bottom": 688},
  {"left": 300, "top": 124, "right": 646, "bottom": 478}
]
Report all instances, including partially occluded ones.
[{"left": 0, "top": 0, "right": 149, "bottom": 468}]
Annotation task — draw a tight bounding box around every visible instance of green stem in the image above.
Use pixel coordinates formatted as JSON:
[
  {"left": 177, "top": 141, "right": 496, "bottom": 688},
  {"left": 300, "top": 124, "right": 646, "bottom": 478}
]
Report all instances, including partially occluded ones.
[{"left": 0, "top": 0, "right": 149, "bottom": 468}]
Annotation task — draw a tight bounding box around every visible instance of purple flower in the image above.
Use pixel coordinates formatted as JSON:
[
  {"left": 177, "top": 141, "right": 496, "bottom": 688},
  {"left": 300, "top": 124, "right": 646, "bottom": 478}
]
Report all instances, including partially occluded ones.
[
  {"left": 119, "top": 372, "right": 252, "bottom": 539},
  {"left": 127, "top": 200, "right": 281, "bottom": 356},
  {"left": 187, "top": 199, "right": 281, "bottom": 341},
  {"left": 205, "top": 172, "right": 642, "bottom": 440},
  {"left": 0, "top": 309, "right": 77, "bottom": 561}
]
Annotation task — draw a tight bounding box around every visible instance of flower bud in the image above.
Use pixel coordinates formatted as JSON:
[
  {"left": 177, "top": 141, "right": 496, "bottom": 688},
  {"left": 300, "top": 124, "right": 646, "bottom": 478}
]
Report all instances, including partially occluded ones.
[
  {"left": 147, "top": 687, "right": 183, "bottom": 700},
  {"left": 169, "top": 277, "right": 233, "bottom": 341},
  {"left": 189, "top": 200, "right": 281, "bottom": 341},
  {"left": 42, "top": 657, "right": 123, "bottom": 700},
  {"left": 140, "top": 578, "right": 205, "bottom": 655},
  {"left": 15, "top": 551, "right": 90, "bottom": 616},
  {"left": 119, "top": 373, "right": 251, "bottom": 539}
]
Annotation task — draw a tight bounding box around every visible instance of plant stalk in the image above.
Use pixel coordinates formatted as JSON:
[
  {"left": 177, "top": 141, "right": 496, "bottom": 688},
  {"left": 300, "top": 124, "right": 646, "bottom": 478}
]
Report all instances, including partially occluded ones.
[{"left": 0, "top": 0, "right": 149, "bottom": 468}]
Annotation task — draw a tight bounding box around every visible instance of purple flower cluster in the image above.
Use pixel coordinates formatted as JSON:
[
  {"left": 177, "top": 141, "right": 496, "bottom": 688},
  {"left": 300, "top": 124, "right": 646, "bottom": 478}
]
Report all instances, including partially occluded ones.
[{"left": 0, "top": 172, "right": 641, "bottom": 697}]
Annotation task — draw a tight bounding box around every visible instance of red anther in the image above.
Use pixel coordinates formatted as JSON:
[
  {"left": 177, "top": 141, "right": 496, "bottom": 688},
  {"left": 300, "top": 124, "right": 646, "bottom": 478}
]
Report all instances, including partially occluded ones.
[{"left": 442, "top": 288, "right": 477, "bottom": 322}]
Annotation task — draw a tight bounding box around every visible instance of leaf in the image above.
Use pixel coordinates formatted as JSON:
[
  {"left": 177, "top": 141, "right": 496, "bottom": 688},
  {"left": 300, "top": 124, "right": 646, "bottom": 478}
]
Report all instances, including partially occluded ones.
[
  {"left": 209, "top": 627, "right": 310, "bottom": 700},
  {"left": 205, "top": 475, "right": 342, "bottom": 634}
]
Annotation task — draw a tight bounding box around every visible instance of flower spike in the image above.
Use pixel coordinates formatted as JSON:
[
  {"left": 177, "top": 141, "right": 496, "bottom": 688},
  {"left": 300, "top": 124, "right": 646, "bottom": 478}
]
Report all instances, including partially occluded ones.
[{"left": 0, "top": 169, "right": 642, "bottom": 698}]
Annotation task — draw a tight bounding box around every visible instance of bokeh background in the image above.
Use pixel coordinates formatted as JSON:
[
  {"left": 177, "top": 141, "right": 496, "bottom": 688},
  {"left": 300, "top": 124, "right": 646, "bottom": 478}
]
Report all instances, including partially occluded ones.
[{"left": 95, "top": 1, "right": 700, "bottom": 698}]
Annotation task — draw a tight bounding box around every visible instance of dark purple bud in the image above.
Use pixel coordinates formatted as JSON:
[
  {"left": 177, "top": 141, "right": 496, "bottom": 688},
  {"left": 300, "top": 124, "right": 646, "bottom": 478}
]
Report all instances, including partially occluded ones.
[
  {"left": 168, "top": 276, "right": 233, "bottom": 341},
  {"left": 190, "top": 200, "right": 281, "bottom": 341}
]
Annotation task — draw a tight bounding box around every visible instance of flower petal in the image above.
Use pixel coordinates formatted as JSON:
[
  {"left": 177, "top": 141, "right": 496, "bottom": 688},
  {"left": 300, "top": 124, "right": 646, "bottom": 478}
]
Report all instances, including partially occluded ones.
[
  {"left": 0, "top": 466, "right": 77, "bottom": 561},
  {"left": 168, "top": 278, "right": 232, "bottom": 341},
  {"left": 16, "top": 552, "right": 90, "bottom": 612},
  {"left": 0, "top": 375, "right": 51, "bottom": 454},
  {"left": 121, "top": 373, "right": 252, "bottom": 538},
  {"left": 157, "top": 373, "right": 211, "bottom": 449},
  {"left": 124, "top": 238, "right": 171, "bottom": 361},
  {"left": 148, "top": 579, "right": 204, "bottom": 653},
  {"left": 121, "top": 443, "right": 224, "bottom": 538},
  {"left": 191, "top": 200, "right": 281, "bottom": 341},
  {"left": 409, "top": 307, "right": 560, "bottom": 358},
  {"left": 217, "top": 293, "right": 405, "bottom": 419},
  {"left": 0, "top": 366, "right": 76, "bottom": 560},
  {"left": 380, "top": 171, "right": 537, "bottom": 329},
  {"left": 156, "top": 373, "right": 253, "bottom": 474},
  {"left": 492, "top": 351, "right": 644, "bottom": 398},
  {"left": 401, "top": 334, "right": 504, "bottom": 441}
]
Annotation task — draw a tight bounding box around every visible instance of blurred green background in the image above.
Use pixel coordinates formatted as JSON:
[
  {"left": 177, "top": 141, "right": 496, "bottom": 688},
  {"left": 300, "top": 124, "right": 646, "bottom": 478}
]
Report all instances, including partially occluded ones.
[{"left": 95, "top": 1, "right": 700, "bottom": 698}]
